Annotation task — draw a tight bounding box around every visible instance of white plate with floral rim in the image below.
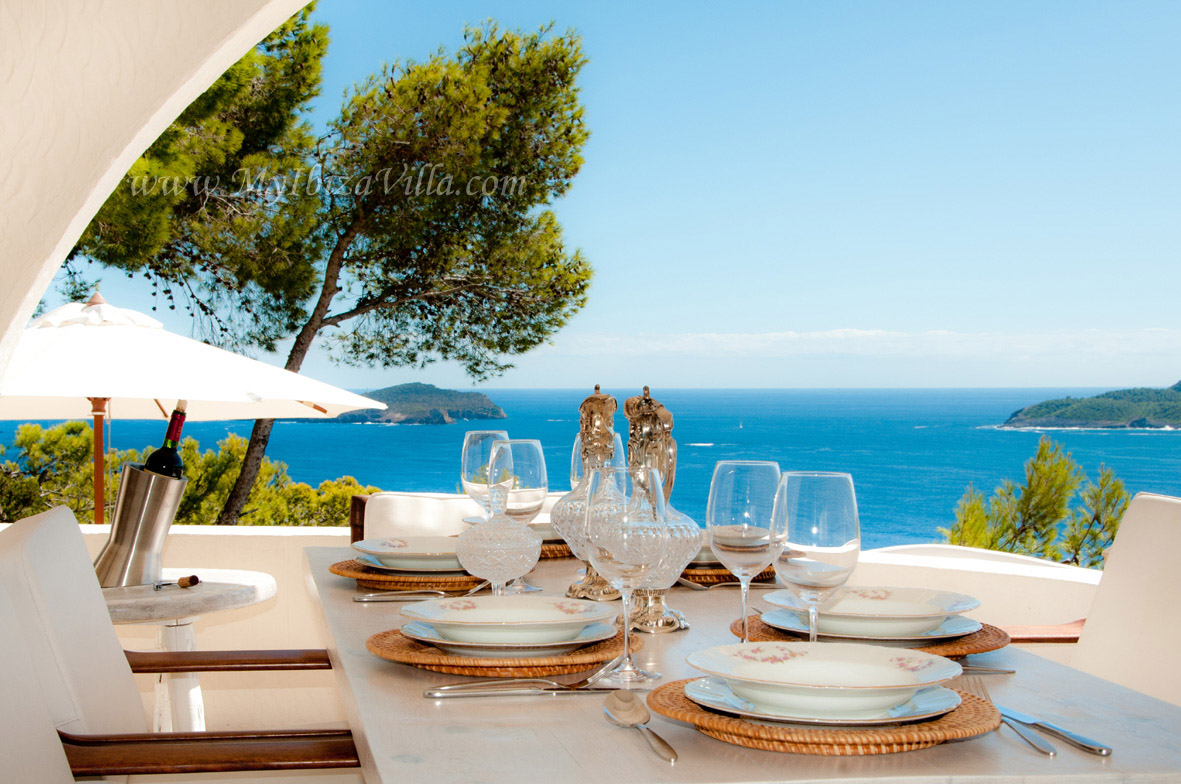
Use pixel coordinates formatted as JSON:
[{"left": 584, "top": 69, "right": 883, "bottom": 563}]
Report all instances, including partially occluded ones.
[
  {"left": 400, "top": 620, "right": 616, "bottom": 658},
  {"left": 399, "top": 596, "right": 618, "bottom": 644},
  {"left": 353, "top": 553, "right": 466, "bottom": 575},
  {"left": 764, "top": 586, "right": 981, "bottom": 637},
  {"left": 352, "top": 537, "right": 464, "bottom": 571},
  {"left": 684, "top": 676, "right": 961, "bottom": 726},
  {"left": 761, "top": 608, "right": 983, "bottom": 644},
  {"left": 686, "top": 642, "right": 962, "bottom": 720},
  {"left": 462, "top": 515, "right": 560, "bottom": 542}
]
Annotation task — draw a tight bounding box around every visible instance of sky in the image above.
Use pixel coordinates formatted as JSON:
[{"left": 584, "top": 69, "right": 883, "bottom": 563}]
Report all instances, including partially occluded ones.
[{"left": 53, "top": 1, "right": 1181, "bottom": 390}]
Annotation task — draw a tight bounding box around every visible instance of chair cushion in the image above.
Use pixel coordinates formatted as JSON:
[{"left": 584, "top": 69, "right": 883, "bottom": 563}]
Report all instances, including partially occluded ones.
[
  {"left": 1073, "top": 492, "right": 1181, "bottom": 705},
  {"left": 363, "top": 492, "right": 483, "bottom": 539},
  {"left": 0, "top": 507, "right": 147, "bottom": 734}
]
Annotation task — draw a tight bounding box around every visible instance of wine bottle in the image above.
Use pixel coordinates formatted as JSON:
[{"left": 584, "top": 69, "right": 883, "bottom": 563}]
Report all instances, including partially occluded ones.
[{"left": 144, "top": 400, "right": 188, "bottom": 479}]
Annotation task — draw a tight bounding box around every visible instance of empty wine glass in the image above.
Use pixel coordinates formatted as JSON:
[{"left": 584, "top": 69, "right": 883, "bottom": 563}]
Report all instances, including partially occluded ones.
[
  {"left": 489, "top": 439, "right": 548, "bottom": 594},
  {"left": 460, "top": 430, "right": 510, "bottom": 520},
  {"left": 584, "top": 466, "right": 669, "bottom": 688},
  {"left": 706, "top": 460, "right": 783, "bottom": 642},
  {"left": 772, "top": 471, "right": 861, "bottom": 642}
]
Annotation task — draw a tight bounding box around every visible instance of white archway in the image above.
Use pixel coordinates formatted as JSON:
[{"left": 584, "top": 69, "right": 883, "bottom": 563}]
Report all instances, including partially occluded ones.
[{"left": 0, "top": 0, "right": 311, "bottom": 380}]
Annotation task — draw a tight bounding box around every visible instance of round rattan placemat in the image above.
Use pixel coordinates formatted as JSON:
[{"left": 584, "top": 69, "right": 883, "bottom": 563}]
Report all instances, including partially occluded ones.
[
  {"left": 329, "top": 559, "right": 484, "bottom": 592},
  {"left": 365, "top": 627, "right": 640, "bottom": 676},
  {"left": 648, "top": 679, "right": 999, "bottom": 755},
  {"left": 729, "top": 615, "right": 1010, "bottom": 658},
  {"left": 680, "top": 564, "right": 776, "bottom": 585},
  {"left": 540, "top": 542, "right": 573, "bottom": 559}
]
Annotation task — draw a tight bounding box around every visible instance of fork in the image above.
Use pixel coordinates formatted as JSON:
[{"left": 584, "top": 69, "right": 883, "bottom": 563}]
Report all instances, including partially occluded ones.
[
  {"left": 961, "top": 676, "right": 1057, "bottom": 757},
  {"left": 353, "top": 580, "right": 491, "bottom": 602},
  {"left": 423, "top": 654, "right": 624, "bottom": 698}
]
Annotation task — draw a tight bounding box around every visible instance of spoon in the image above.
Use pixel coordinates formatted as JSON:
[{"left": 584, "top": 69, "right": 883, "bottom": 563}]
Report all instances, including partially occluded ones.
[{"left": 603, "top": 690, "right": 677, "bottom": 764}]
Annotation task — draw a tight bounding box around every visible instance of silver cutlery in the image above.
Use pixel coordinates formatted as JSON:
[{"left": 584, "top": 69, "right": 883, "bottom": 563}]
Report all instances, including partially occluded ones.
[
  {"left": 962, "top": 676, "right": 1056, "bottom": 757},
  {"left": 354, "top": 581, "right": 490, "bottom": 603},
  {"left": 958, "top": 665, "right": 1016, "bottom": 675},
  {"left": 424, "top": 655, "right": 622, "bottom": 699},
  {"left": 603, "top": 689, "right": 677, "bottom": 764},
  {"left": 998, "top": 705, "right": 1112, "bottom": 756},
  {"left": 677, "top": 577, "right": 776, "bottom": 591}
]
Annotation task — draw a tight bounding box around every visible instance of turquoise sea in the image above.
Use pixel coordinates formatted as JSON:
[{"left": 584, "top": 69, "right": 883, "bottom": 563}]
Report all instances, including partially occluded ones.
[{"left": 7, "top": 388, "right": 1180, "bottom": 549}]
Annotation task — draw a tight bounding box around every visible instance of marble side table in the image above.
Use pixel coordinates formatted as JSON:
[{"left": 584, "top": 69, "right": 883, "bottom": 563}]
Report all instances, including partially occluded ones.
[{"left": 103, "top": 568, "right": 277, "bottom": 732}]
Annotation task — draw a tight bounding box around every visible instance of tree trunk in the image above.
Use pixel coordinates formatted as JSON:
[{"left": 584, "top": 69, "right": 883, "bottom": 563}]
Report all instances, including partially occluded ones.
[{"left": 214, "top": 223, "right": 358, "bottom": 525}]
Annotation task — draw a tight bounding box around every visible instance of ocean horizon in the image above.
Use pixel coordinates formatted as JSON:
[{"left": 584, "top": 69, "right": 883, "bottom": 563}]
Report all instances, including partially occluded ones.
[{"left": 5, "top": 387, "right": 1179, "bottom": 550}]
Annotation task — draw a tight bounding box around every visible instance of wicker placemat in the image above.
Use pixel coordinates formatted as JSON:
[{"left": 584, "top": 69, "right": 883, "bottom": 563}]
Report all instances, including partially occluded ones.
[
  {"left": 680, "top": 564, "right": 776, "bottom": 585},
  {"left": 329, "top": 559, "right": 484, "bottom": 592},
  {"left": 648, "top": 679, "right": 999, "bottom": 755},
  {"left": 729, "top": 615, "right": 1010, "bottom": 658},
  {"left": 540, "top": 542, "right": 573, "bottom": 559},
  {"left": 365, "top": 627, "right": 641, "bottom": 676}
]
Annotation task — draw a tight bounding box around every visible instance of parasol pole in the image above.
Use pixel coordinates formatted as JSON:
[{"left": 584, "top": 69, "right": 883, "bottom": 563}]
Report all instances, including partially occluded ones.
[{"left": 89, "top": 397, "right": 110, "bottom": 525}]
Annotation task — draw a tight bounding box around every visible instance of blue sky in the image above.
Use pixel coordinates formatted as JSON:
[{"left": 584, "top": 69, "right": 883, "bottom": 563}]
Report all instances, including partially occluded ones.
[{"left": 60, "top": 1, "right": 1181, "bottom": 390}]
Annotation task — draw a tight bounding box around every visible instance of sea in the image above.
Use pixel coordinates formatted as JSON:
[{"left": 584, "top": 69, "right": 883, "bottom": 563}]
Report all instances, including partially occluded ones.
[{"left": 6, "top": 388, "right": 1180, "bottom": 549}]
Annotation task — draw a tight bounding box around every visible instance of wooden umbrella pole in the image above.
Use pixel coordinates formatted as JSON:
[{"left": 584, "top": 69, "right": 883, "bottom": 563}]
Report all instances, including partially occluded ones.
[{"left": 89, "top": 397, "right": 110, "bottom": 526}]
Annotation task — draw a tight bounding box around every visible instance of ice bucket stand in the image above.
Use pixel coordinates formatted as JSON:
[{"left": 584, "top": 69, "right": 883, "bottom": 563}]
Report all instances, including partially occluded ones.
[{"left": 94, "top": 464, "right": 187, "bottom": 588}]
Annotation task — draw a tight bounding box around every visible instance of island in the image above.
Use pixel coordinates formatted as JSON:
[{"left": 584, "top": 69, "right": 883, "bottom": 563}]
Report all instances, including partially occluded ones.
[
  {"left": 336, "top": 382, "right": 506, "bottom": 425},
  {"left": 1004, "top": 381, "right": 1181, "bottom": 429}
]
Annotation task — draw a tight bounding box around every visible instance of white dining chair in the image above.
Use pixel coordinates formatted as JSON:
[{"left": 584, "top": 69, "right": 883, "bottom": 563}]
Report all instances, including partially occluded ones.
[
  {"left": 0, "top": 507, "right": 361, "bottom": 781},
  {"left": 1070, "top": 492, "right": 1181, "bottom": 705},
  {"left": 360, "top": 490, "right": 564, "bottom": 539}
]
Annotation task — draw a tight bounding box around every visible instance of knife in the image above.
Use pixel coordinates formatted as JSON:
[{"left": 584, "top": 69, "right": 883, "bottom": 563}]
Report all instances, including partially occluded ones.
[
  {"left": 424, "top": 686, "right": 614, "bottom": 699},
  {"left": 1000, "top": 716, "right": 1057, "bottom": 756},
  {"left": 999, "top": 705, "right": 1112, "bottom": 756}
]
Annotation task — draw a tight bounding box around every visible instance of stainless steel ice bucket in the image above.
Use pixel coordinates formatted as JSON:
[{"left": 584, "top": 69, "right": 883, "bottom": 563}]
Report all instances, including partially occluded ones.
[{"left": 93, "top": 463, "right": 187, "bottom": 587}]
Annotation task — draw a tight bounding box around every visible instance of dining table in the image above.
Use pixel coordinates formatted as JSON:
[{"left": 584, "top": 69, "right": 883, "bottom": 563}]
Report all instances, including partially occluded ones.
[{"left": 304, "top": 546, "right": 1181, "bottom": 783}]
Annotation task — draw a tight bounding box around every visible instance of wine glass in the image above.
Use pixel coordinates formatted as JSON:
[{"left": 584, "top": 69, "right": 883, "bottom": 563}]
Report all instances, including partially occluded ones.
[
  {"left": 455, "top": 483, "right": 542, "bottom": 596},
  {"left": 584, "top": 465, "right": 669, "bottom": 688},
  {"left": 488, "top": 438, "right": 548, "bottom": 594},
  {"left": 706, "top": 460, "right": 783, "bottom": 642},
  {"left": 460, "top": 430, "right": 510, "bottom": 520},
  {"left": 772, "top": 471, "right": 861, "bottom": 642}
]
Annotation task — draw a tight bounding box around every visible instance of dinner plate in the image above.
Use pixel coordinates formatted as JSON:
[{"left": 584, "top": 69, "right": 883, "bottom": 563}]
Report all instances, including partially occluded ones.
[
  {"left": 399, "top": 595, "right": 618, "bottom": 644},
  {"left": 352, "top": 537, "right": 463, "bottom": 571},
  {"left": 353, "top": 553, "right": 467, "bottom": 574},
  {"left": 684, "top": 676, "right": 961, "bottom": 726},
  {"left": 761, "top": 608, "right": 983, "bottom": 643},
  {"left": 689, "top": 544, "right": 722, "bottom": 566},
  {"left": 764, "top": 586, "right": 980, "bottom": 637},
  {"left": 400, "top": 620, "right": 616, "bottom": 658},
  {"left": 686, "top": 642, "right": 962, "bottom": 719}
]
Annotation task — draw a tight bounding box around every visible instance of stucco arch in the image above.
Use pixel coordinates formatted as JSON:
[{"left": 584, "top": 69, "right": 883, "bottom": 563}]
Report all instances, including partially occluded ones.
[{"left": 0, "top": 0, "right": 312, "bottom": 380}]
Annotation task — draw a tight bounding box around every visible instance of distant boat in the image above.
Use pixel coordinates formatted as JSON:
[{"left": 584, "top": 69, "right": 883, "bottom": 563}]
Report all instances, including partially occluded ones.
[{"left": 738, "top": 421, "right": 743, "bottom": 429}]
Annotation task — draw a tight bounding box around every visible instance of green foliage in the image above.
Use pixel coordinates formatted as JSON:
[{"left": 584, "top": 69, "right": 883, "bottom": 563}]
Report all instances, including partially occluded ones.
[
  {"left": 940, "top": 436, "right": 1128, "bottom": 566},
  {"left": 68, "top": 6, "right": 329, "bottom": 350},
  {"left": 0, "top": 423, "right": 376, "bottom": 527}
]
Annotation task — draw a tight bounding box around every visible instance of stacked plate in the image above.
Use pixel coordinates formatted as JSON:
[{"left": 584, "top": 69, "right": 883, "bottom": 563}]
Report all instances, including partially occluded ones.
[
  {"left": 762, "top": 586, "right": 982, "bottom": 644},
  {"left": 352, "top": 537, "right": 464, "bottom": 573},
  {"left": 398, "top": 596, "right": 618, "bottom": 659},
  {"left": 686, "top": 642, "right": 963, "bottom": 725}
]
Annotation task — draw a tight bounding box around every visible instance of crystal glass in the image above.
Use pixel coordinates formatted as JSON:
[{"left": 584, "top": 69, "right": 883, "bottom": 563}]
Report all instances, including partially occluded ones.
[
  {"left": 459, "top": 430, "right": 510, "bottom": 519},
  {"left": 487, "top": 438, "right": 547, "bottom": 593},
  {"left": 455, "top": 446, "right": 542, "bottom": 595},
  {"left": 772, "top": 471, "right": 861, "bottom": 641},
  {"left": 584, "top": 466, "right": 669, "bottom": 688},
  {"left": 706, "top": 460, "right": 783, "bottom": 642}
]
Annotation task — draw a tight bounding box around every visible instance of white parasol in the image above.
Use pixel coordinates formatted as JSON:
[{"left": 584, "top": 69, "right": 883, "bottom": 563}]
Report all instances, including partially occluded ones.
[{"left": 0, "top": 293, "right": 385, "bottom": 523}]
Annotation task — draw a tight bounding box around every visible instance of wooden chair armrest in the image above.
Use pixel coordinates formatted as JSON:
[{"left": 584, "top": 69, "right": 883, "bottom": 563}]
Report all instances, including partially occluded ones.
[
  {"left": 1000, "top": 618, "right": 1085, "bottom": 643},
  {"left": 350, "top": 494, "right": 370, "bottom": 543},
  {"left": 60, "top": 729, "right": 357, "bottom": 776},
  {"left": 125, "top": 648, "right": 332, "bottom": 673}
]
